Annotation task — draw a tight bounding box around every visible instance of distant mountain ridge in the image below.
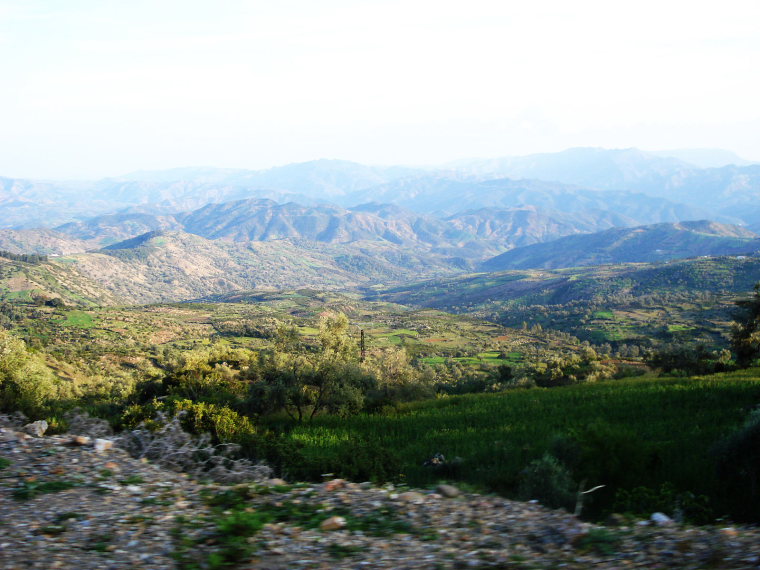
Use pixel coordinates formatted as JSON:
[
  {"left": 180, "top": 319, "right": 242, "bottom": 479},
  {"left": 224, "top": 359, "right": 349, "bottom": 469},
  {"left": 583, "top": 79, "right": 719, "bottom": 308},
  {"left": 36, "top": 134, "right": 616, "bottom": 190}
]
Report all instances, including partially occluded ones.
[
  {"left": 2, "top": 147, "right": 759, "bottom": 230},
  {"left": 447, "top": 147, "right": 693, "bottom": 189},
  {"left": 2, "top": 146, "right": 759, "bottom": 293},
  {"left": 0, "top": 228, "right": 97, "bottom": 255},
  {"left": 649, "top": 148, "right": 756, "bottom": 168},
  {"left": 480, "top": 220, "right": 760, "bottom": 271},
  {"left": 445, "top": 148, "right": 760, "bottom": 224},
  {"left": 370, "top": 255, "right": 760, "bottom": 313},
  {"left": 4, "top": 218, "right": 760, "bottom": 306},
  {"left": 0, "top": 229, "right": 477, "bottom": 305},
  {"left": 45, "top": 198, "right": 648, "bottom": 260}
]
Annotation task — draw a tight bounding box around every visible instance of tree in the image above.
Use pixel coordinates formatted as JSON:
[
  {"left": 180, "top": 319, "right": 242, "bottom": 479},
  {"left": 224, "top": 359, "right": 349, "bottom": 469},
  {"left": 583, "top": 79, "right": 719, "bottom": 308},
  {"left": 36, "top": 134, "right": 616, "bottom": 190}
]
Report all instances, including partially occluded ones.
[
  {"left": 317, "top": 311, "right": 354, "bottom": 360},
  {"left": 0, "top": 329, "right": 61, "bottom": 415},
  {"left": 247, "top": 311, "right": 372, "bottom": 421},
  {"left": 361, "top": 347, "right": 432, "bottom": 408},
  {"left": 731, "top": 283, "right": 760, "bottom": 367}
]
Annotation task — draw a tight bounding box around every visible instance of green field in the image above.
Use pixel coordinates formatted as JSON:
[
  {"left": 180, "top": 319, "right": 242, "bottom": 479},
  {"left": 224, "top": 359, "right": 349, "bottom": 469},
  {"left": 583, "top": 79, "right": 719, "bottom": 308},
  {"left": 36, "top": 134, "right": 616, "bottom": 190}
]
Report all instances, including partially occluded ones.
[
  {"left": 57, "top": 310, "right": 95, "bottom": 328},
  {"left": 270, "top": 369, "right": 760, "bottom": 521},
  {"left": 592, "top": 309, "right": 615, "bottom": 320},
  {"left": 419, "top": 350, "right": 520, "bottom": 366},
  {"left": 667, "top": 324, "right": 696, "bottom": 332},
  {"left": 368, "top": 256, "right": 760, "bottom": 349}
]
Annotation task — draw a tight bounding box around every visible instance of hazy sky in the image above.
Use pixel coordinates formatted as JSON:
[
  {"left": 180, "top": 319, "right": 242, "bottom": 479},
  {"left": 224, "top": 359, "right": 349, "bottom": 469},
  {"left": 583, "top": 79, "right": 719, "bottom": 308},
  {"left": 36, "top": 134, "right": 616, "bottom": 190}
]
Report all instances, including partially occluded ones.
[{"left": 1, "top": 0, "right": 759, "bottom": 179}]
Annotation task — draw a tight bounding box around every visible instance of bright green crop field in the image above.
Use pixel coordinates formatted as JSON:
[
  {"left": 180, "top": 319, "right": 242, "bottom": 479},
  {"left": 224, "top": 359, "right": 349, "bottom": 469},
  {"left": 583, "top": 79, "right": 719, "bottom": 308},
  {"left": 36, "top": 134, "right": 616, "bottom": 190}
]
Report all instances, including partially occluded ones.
[{"left": 273, "top": 369, "right": 760, "bottom": 520}]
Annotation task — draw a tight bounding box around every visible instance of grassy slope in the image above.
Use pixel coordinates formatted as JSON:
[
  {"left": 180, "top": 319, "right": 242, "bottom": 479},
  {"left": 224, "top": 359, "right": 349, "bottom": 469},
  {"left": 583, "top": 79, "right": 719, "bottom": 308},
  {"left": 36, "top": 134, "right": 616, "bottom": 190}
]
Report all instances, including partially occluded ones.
[
  {"left": 480, "top": 221, "right": 760, "bottom": 271},
  {"left": 6, "top": 292, "right": 558, "bottom": 394},
  {"left": 0, "top": 257, "right": 122, "bottom": 306},
  {"left": 373, "top": 257, "right": 760, "bottom": 308},
  {"left": 368, "top": 256, "right": 760, "bottom": 346},
  {"left": 280, "top": 369, "right": 760, "bottom": 519}
]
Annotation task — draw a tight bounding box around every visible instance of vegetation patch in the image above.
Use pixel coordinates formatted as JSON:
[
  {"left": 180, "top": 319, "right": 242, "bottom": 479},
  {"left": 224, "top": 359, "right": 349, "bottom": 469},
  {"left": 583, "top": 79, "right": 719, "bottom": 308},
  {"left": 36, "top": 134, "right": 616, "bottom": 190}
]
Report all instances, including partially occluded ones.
[
  {"left": 593, "top": 310, "right": 615, "bottom": 320},
  {"left": 279, "top": 370, "right": 760, "bottom": 521},
  {"left": 327, "top": 543, "right": 362, "bottom": 559},
  {"left": 57, "top": 310, "right": 95, "bottom": 328},
  {"left": 12, "top": 479, "right": 79, "bottom": 501},
  {"left": 574, "top": 528, "right": 623, "bottom": 556},
  {"left": 667, "top": 324, "right": 696, "bottom": 332}
]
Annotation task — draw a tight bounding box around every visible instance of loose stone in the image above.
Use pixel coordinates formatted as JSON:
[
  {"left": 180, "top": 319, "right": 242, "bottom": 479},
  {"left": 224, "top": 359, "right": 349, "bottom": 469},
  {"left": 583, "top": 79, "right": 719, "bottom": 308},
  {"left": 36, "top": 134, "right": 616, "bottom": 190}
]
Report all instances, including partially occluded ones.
[{"left": 436, "top": 484, "right": 461, "bottom": 498}]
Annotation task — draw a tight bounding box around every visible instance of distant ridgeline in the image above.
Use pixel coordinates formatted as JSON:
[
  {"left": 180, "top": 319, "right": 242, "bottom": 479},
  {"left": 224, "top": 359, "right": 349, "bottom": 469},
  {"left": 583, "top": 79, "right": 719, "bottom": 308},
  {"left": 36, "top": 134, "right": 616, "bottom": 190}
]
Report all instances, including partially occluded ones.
[{"left": 0, "top": 250, "right": 48, "bottom": 264}]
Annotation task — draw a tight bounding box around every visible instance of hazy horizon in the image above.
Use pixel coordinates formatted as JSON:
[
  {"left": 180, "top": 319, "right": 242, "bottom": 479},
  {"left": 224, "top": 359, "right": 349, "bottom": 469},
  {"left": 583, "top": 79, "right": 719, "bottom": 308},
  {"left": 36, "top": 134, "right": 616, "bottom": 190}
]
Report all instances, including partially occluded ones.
[
  {"left": 1, "top": 145, "right": 756, "bottom": 183},
  {"left": 2, "top": 0, "right": 759, "bottom": 179}
]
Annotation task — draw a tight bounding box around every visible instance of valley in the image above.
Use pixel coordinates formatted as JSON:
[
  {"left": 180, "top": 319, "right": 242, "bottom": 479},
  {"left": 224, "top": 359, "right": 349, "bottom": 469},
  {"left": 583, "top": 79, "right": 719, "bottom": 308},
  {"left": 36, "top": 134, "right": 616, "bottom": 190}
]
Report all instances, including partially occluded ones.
[
  {"left": 2, "top": 147, "right": 760, "bottom": 537},
  {"left": 6, "top": 4, "right": 760, "bottom": 566}
]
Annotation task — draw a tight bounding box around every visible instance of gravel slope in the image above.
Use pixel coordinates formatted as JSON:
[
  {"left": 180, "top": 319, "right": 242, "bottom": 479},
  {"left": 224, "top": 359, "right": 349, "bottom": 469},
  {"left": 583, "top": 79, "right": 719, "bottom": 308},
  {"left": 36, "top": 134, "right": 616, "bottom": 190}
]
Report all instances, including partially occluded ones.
[{"left": 1, "top": 428, "right": 759, "bottom": 569}]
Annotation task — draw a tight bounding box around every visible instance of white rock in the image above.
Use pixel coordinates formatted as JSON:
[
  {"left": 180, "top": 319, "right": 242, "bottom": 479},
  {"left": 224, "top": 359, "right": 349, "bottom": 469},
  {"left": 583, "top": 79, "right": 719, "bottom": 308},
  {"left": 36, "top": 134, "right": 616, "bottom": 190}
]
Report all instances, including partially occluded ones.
[
  {"left": 94, "top": 438, "right": 113, "bottom": 453},
  {"left": 436, "top": 484, "right": 461, "bottom": 498},
  {"left": 22, "top": 420, "right": 48, "bottom": 437},
  {"left": 651, "top": 512, "right": 674, "bottom": 526}
]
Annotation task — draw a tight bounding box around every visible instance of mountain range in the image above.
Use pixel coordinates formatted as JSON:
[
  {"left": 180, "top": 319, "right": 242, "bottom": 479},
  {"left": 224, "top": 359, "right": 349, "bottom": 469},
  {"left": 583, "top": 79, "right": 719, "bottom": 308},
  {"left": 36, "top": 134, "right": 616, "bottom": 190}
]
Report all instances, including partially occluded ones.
[
  {"left": 47, "top": 199, "right": 639, "bottom": 257},
  {"left": 2, "top": 147, "right": 759, "bottom": 228},
  {"left": 480, "top": 220, "right": 760, "bottom": 271},
  {"left": 1, "top": 146, "right": 759, "bottom": 305}
]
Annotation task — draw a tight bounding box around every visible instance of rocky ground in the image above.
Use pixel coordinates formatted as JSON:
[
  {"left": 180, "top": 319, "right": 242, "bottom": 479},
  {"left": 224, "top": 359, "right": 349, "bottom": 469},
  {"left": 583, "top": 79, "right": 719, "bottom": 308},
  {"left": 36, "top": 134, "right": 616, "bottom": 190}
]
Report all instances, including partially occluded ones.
[{"left": 1, "top": 427, "right": 760, "bottom": 569}]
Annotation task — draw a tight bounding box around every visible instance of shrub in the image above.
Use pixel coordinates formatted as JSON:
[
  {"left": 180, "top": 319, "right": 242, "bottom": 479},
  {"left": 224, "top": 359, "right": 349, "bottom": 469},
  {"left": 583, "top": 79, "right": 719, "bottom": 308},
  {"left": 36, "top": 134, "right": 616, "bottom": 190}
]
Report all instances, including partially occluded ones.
[
  {"left": 516, "top": 453, "right": 576, "bottom": 510},
  {"left": 574, "top": 528, "right": 622, "bottom": 556},
  {"left": 0, "top": 330, "right": 65, "bottom": 416},
  {"left": 731, "top": 283, "right": 760, "bottom": 367},
  {"left": 172, "top": 399, "right": 257, "bottom": 442},
  {"left": 247, "top": 352, "right": 374, "bottom": 421},
  {"left": 713, "top": 408, "right": 760, "bottom": 520},
  {"left": 572, "top": 421, "right": 656, "bottom": 490},
  {"left": 647, "top": 343, "right": 733, "bottom": 376},
  {"left": 613, "top": 483, "right": 712, "bottom": 524}
]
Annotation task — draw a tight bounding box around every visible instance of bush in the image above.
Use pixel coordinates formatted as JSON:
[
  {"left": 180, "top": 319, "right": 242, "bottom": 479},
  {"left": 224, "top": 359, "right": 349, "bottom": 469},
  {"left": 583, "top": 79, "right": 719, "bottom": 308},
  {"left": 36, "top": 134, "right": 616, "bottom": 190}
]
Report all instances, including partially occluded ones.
[
  {"left": 122, "top": 398, "right": 257, "bottom": 444},
  {"left": 647, "top": 343, "right": 733, "bottom": 376},
  {"left": 731, "top": 283, "right": 760, "bottom": 367},
  {"left": 572, "top": 421, "right": 657, "bottom": 490},
  {"left": 613, "top": 483, "right": 712, "bottom": 524},
  {"left": 247, "top": 352, "right": 374, "bottom": 421},
  {"left": 713, "top": 408, "right": 760, "bottom": 520},
  {"left": 522, "top": 352, "right": 616, "bottom": 388},
  {"left": 517, "top": 453, "right": 576, "bottom": 510},
  {"left": 0, "top": 330, "right": 65, "bottom": 416}
]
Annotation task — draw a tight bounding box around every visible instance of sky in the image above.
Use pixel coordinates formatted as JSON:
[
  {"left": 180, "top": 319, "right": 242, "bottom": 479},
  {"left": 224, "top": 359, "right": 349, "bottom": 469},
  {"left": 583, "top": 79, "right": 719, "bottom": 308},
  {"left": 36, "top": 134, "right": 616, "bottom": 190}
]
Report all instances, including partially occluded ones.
[{"left": 1, "top": 0, "right": 759, "bottom": 179}]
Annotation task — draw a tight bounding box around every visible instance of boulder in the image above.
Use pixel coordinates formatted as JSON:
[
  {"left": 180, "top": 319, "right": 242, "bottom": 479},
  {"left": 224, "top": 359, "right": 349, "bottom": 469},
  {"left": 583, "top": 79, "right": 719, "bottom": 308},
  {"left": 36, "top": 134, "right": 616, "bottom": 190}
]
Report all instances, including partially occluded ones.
[
  {"left": 94, "top": 439, "right": 113, "bottom": 453},
  {"left": 436, "top": 484, "right": 461, "bottom": 498},
  {"left": 0, "top": 428, "right": 30, "bottom": 442},
  {"left": 651, "top": 512, "right": 674, "bottom": 526},
  {"left": 397, "top": 491, "right": 426, "bottom": 504},
  {"left": 22, "top": 420, "right": 48, "bottom": 438},
  {"left": 320, "top": 516, "right": 347, "bottom": 531},
  {"left": 324, "top": 478, "right": 346, "bottom": 491}
]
